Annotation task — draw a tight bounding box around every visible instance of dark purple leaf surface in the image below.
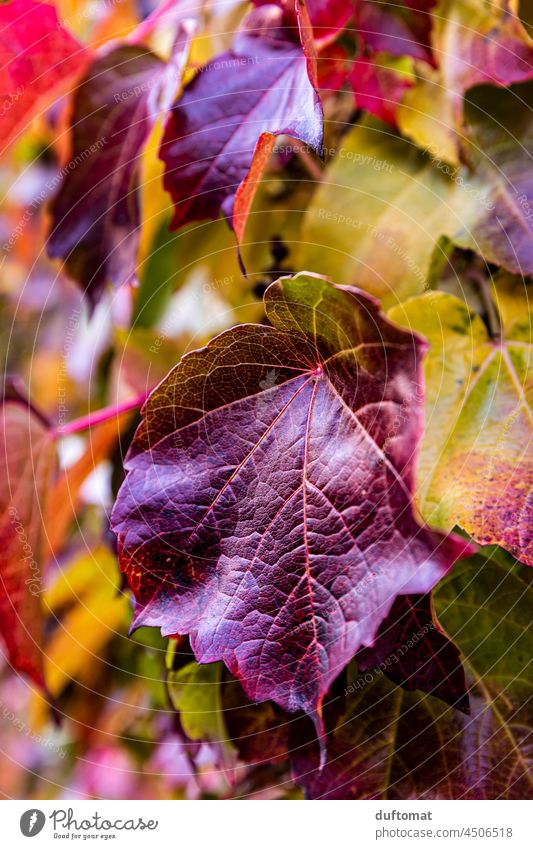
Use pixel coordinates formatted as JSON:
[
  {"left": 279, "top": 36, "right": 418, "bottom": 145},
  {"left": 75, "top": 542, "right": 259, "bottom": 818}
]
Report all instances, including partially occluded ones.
[
  {"left": 112, "top": 273, "right": 469, "bottom": 731},
  {"left": 48, "top": 29, "right": 191, "bottom": 305},
  {"left": 357, "top": 593, "right": 469, "bottom": 712}
]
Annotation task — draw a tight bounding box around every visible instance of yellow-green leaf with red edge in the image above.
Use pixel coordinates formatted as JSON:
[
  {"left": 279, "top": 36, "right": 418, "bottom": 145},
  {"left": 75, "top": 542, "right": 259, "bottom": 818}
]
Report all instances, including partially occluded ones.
[{"left": 389, "top": 274, "right": 533, "bottom": 566}]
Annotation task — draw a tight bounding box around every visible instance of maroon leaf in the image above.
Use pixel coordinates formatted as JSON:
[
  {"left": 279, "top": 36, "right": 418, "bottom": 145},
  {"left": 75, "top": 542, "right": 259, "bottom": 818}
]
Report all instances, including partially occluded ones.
[
  {"left": 356, "top": 593, "right": 469, "bottom": 712},
  {"left": 0, "top": 393, "right": 56, "bottom": 688},
  {"left": 0, "top": 0, "right": 88, "bottom": 153},
  {"left": 222, "top": 677, "right": 290, "bottom": 765},
  {"left": 112, "top": 272, "right": 469, "bottom": 740},
  {"left": 47, "top": 27, "right": 192, "bottom": 305},
  {"left": 159, "top": 4, "right": 323, "bottom": 244}
]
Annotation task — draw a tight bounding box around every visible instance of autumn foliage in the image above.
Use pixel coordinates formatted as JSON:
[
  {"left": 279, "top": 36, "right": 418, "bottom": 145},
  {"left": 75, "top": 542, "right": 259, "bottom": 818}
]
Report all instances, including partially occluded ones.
[{"left": 0, "top": 0, "right": 532, "bottom": 800}]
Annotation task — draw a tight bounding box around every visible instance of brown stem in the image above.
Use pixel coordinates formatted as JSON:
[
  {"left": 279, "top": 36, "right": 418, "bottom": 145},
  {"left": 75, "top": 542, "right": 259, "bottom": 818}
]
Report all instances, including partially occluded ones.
[{"left": 470, "top": 268, "right": 501, "bottom": 340}]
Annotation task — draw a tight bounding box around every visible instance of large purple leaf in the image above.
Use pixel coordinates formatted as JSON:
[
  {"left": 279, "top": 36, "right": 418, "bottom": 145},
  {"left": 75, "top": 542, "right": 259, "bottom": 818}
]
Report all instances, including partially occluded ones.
[
  {"left": 159, "top": 4, "right": 323, "bottom": 242},
  {"left": 112, "top": 272, "right": 469, "bottom": 734},
  {"left": 47, "top": 29, "right": 192, "bottom": 305}
]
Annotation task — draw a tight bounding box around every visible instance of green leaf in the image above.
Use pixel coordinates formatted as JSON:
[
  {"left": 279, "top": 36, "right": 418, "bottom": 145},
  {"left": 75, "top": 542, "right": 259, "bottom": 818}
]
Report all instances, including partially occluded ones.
[
  {"left": 167, "top": 660, "right": 227, "bottom": 743},
  {"left": 299, "top": 120, "right": 479, "bottom": 305}
]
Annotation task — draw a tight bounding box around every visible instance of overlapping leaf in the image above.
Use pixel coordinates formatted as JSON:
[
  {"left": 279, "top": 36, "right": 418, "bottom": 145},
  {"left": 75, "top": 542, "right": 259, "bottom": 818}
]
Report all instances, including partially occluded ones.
[
  {"left": 48, "top": 28, "right": 192, "bottom": 304},
  {"left": 112, "top": 272, "right": 469, "bottom": 731},
  {"left": 433, "top": 0, "right": 533, "bottom": 115},
  {"left": 389, "top": 275, "right": 533, "bottom": 566},
  {"left": 349, "top": 55, "right": 413, "bottom": 127},
  {"left": 398, "top": 0, "right": 533, "bottom": 161},
  {"left": 301, "top": 85, "right": 533, "bottom": 305},
  {"left": 356, "top": 592, "right": 469, "bottom": 712},
  {"left": 300, "top": 119, "right": 478, "bottom": 304},
  {"left": 454, "top": 83, "right": 533, "bottom": 275},
  {"left": 252, "top": 0, "right": 353, "bottom": 45},
  {"left": 356, "top": 0, "right": 435, "bottom": 65},
  {"left": 293, "top": 554, "right": 532, "bottom": 798},
  {"left": 159, "top": 4, "right": 323, "bottom": 245}
]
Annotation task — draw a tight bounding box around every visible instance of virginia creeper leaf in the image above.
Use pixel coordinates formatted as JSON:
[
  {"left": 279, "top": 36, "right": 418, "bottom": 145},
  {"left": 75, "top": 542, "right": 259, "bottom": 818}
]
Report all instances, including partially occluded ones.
[
  {"left": 389, "top": 276, "right": 533, "bottom": 567},
  {"left": 356, "top": 0, "right": 435, "bottom": 65},
  {"left": 0, "top": 395, "right": 56, "bottom": 688},
  {"left": 112, "top": 272, "right": 468, "bottom": 732},
  {"left": 356, "top": 592, "right": 469, "bottom": 711},
  {"left": 48, "top": 27, "right": 192, "bottom": 305},
  {"left": 300, "top": 119, "right": 479, "bottom": 304},
  {"left": 293, "top": 553, "right": 532, "bottom": 798},
  {"left": 0, "top": 0, "right": 88, "bottom": 153},
  {"left": 453, "top": 82, "right": 533, "bottom": 276},
  {"left": 167, "top": 659, "right": 227, "bottom": 743},
  {"left": 159, "top": 4, "right": 323, "bottom": 245}
]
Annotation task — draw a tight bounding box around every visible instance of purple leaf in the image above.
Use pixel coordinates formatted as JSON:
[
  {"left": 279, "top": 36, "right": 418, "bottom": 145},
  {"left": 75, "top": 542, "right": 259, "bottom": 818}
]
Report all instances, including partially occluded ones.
[
  {"left": 357, "top": 0, "right": 435, "bottom": 65},
  {"left": 357, "top": 593, "right": 469, "bottom": 712},
  {"left": 112, "top": 272, "right": 469, "bottom": 735},
  {"left": 47, "top": 27, "right": 192, "bottom": 305},
  {"left": 159, "top": 4, "right": 323, "bottom": 243}
]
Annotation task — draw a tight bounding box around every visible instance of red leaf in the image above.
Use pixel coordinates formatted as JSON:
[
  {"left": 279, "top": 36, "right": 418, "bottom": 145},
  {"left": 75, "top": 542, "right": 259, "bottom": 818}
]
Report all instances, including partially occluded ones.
[
  {"left": 111, "top": 273, "right": 469, "bottom": 735},
  {"left": 0, "top": 394, "right": 56, "bottom": 688},
  {"left": 349, "top": 56, "right": 412, "bottom": 126},
  {"left": 159, "top": 5, "right": 323, "bottom": 242},
  {"left": 47, "top": 25, "right": 193, "bottom": 305},
  {"left": 357, "top": 593, "right": 469, "bottom": 712},
  {"left": 0, "top": 0, "right": 88, "bottom": 153}
]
